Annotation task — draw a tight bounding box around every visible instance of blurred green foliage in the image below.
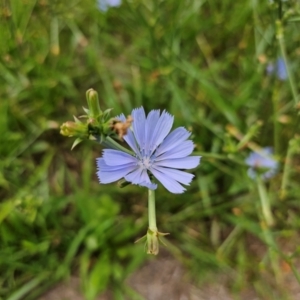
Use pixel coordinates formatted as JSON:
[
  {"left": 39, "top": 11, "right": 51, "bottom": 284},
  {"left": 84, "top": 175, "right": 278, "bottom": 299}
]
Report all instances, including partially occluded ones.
[{"left": 1, "top": 0, "right": 300, "bottom": 299}]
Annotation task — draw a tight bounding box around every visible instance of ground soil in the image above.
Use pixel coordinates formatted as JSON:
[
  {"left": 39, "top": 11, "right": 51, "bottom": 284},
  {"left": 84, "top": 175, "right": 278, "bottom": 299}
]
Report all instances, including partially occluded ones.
[{"left": 40, "top": 248, "right": 300, "bottom": 300}]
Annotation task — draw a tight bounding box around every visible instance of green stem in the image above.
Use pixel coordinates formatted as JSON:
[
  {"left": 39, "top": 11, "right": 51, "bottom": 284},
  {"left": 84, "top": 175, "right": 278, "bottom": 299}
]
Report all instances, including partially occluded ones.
[
  {"left": 272, "top": 87, "right": 280, "bottom": 154},
  {"left": 280, "top": 137, "right": 297, "bottom": 199},
  {"left": 102, "top": 136, "right": 134, "bottom": 155},
  {"left": 276, "top": 20, "right": 299, "bottom": 105},
  {"left": 148, "top": 189, "right": 157, "bottom": 231},
  {"left": 261, "top": 226, "right": 282, "bottom": 285},
  {"left": 257, "top": 177, "right": 274, "bottom": 227}
]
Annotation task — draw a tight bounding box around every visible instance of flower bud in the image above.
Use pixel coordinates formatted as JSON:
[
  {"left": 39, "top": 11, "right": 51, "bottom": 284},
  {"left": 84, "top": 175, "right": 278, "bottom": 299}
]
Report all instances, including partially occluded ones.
[
  {"left": 60, "top": 121, "right": 88, "bottom": 138},
  {"left": 86, "top": 89, "right": 102, "bottom": 119}
]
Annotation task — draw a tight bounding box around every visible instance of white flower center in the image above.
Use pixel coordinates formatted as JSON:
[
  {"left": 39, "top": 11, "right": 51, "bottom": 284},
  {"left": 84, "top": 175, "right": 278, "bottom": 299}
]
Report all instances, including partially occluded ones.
[{"left": 139, "top": 156, "right": 152, "bottom": 169}]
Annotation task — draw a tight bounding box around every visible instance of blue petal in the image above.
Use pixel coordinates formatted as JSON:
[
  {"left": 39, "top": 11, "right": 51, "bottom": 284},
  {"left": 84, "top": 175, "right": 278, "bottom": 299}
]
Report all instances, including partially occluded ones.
[
  {"left": 154, "top": 156, "right": 201, "bottom": 169},
  {"left": 132, "top": 107, "right": 146, "bottom": 151},
  {"left": 125, "top": 167, "right": 156, "bottom": 189},
  {"left": 262, "top": 158, "right": 278, "bottom": 169},
  {"left": 150, "top": 168, "right": 186, "bottom": 194},
  {"left": 156, "top": 140, "right": 194, "bottom": 160},
  {"left": 108, "top": 0, "right": 121, "bottom": 6},
  {"left": 266, "top": 62, "right": 275, "bottom": 75},
  {"left": 97, "top": 0, "right": 108, "bottom": 11},
  {"left": 97, "top": 0, "right": 121, "bottom": 12},
  {"left": 276, "top": 58, "right": 287, "bottom": 81},
  {"left": 144, "top": 110, "right": 160, "bottom": 153},
  {"left": 245, "top": 152, "right": 259, "bottom": 166},
  {"left": 125, "top": 167, "right": 146, "bottom": 184},
  {"left": 155, "top": 127, "right": 191, "bottom": 157},
  {"left": 123, "top": 127, "right": 141, "bottom": 157},
  {"left": 148, "top": 110, "right": 174, "bottom": 154},
  {"left": 96, "top": 157, "right": 135, "bottom": 171},
  {"left": 116, "top": 113, "right": 126, "bottom": 122},
  {"left": 138, "top": 181, "right": 157, "bottom": 190},
  {"left": 262, "top": 147, "right": 273, "bottom": 155},
  {"left": 116, "top": 114, "right": 141, "bottom": 156},
  {"left": 262, "top": 169, "right": 277, "bottom": 180},
  {"left": 96, "top": 158, "right": 135, "bottom": 183},
  {"left": 103, "top": 149, "right": 138, "bottom": 166},
  {"left": 151, "top": 165, "right": 194, "bottom": 185}
]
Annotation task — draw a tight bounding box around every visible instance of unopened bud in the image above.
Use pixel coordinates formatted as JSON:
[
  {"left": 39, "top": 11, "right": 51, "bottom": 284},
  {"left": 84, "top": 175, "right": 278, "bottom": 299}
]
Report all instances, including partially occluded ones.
[
  {"left": 60, "top": 121, "right": 87, "bottom": 138},
  {"left": 86, "top": 89, "right": 102, "bottom": 119}
]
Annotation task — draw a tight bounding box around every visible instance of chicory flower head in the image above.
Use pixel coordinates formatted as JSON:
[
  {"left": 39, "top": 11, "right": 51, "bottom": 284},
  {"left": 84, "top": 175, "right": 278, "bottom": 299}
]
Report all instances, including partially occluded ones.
[
  {"left": 266, "top": 58, "right": 288, "bottom": 81},
  {"left": 245, "top": 147, "right": 278, "bottom": 180},
  {"left": 97, "top": 107, "right": 201, "bottom": 193}
]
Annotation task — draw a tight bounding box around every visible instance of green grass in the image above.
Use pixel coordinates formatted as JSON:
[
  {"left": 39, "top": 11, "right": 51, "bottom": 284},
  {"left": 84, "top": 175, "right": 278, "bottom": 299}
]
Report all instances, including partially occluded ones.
[{"left": 1, "top": 0, "right": 300, "bottom": 299}]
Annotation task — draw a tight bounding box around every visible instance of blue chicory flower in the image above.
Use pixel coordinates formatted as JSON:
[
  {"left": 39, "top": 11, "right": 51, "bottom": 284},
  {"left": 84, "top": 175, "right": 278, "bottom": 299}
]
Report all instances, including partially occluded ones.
[
  {"left": 96, "top": 107, "right": 201, "bottom": 193},
  {"left": 97, "top": 0, "right": 121, "bottom": 12},
  {"left": 245, "top": 147, "right": 278, "bottom": 180},
  {"left": 266, "top": 57, "right": 288, "bottom": 81}
]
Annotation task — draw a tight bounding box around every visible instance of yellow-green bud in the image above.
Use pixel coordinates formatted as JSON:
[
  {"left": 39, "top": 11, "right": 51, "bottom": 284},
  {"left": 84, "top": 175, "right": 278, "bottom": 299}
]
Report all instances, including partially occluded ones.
[{"left": 60, "top": 121, "right": 88, "bottom": 138}]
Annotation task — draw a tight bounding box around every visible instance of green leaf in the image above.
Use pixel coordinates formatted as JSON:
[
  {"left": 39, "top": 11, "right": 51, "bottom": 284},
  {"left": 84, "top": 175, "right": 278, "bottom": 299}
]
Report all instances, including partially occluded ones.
[{"left": 84, "top": 252, "right": 111, "bottom": 300}]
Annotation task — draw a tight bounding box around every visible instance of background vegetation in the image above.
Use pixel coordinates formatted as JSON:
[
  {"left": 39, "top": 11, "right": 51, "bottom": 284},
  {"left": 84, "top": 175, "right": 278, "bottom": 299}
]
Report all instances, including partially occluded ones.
[{"left": 1, "top": 0, "right": 300, "bottom": 299}]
